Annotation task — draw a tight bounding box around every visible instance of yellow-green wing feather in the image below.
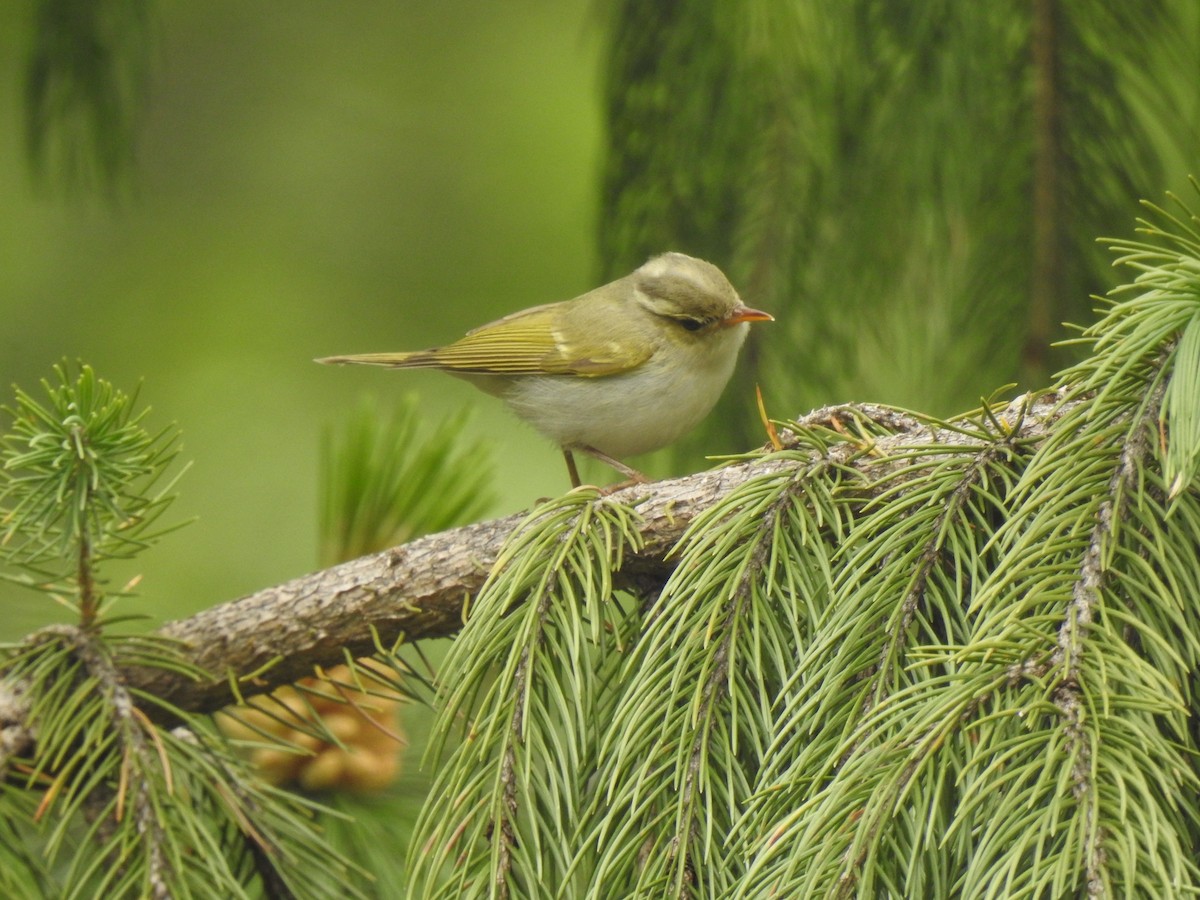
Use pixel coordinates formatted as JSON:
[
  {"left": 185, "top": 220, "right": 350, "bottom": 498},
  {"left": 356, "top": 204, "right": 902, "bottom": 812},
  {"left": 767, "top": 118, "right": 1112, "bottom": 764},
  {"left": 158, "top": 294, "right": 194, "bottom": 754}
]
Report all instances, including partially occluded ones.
[
  {"left": 433, "top": 303, "right": 565, "bottom": 373},
  {"left": 321, "top": 295, "right": 653, "bottom": 377}
]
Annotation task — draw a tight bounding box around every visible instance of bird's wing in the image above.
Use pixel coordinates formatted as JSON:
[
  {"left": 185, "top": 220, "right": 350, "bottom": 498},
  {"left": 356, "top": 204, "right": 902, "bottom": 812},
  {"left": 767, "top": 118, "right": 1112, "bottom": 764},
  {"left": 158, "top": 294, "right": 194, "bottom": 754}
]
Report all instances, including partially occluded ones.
[{"left": 427, "top": 301, "right": 652, "bottom": 376}]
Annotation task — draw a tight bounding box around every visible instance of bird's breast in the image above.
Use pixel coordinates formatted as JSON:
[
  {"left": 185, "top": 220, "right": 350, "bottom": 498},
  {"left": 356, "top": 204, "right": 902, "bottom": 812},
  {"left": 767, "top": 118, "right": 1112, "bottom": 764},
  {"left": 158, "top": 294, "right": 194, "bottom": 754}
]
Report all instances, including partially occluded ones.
[{"left": 501, "top": 325, "right": 747, "bottom": 459}]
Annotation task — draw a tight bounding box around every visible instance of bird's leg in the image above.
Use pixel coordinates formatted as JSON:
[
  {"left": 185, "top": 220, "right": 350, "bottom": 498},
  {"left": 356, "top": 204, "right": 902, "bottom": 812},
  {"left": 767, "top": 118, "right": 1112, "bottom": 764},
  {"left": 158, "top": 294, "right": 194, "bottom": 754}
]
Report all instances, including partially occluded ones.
[
  {"left": 562, "top": 446, "right": 649, "bottom": 491},
  {"left": 563, "top": 449, "right": 583, "bottom": 488},
  {"left": 578, "top": 445, "right": 649, "bottom": 485}
]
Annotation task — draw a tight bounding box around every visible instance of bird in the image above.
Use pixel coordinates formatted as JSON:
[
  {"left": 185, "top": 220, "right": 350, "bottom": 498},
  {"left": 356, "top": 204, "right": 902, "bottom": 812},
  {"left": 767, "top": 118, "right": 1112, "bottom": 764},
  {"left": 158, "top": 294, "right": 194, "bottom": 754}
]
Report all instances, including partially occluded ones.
[{"left": 317, "top": 252, "right": 772, "bottom": 487}]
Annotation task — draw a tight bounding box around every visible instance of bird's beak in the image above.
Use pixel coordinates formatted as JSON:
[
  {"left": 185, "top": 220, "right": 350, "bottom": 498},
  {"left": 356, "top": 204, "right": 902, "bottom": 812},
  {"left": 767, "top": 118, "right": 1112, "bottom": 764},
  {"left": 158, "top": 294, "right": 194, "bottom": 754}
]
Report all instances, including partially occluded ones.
[{"left": 724, "top": 305, "right": 774, "bottom": 326}]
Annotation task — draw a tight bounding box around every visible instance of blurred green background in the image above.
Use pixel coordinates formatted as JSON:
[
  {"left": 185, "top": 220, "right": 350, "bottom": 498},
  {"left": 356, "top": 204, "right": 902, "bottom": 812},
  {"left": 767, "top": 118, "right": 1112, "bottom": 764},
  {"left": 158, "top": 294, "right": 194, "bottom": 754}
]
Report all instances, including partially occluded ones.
[
  {"left": 1, "top": 1, "right": 603, "bottom": 636},
  {"left": 4, "top": 1, "right": 1199, "bottom": 639}
]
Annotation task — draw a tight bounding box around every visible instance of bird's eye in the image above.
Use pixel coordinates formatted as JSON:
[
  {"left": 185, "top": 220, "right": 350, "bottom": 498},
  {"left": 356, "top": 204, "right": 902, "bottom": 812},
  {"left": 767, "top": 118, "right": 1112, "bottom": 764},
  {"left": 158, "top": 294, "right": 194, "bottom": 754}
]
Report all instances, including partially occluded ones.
[{"left": 677, "top": 317, "right": 707, "bottom": 332}]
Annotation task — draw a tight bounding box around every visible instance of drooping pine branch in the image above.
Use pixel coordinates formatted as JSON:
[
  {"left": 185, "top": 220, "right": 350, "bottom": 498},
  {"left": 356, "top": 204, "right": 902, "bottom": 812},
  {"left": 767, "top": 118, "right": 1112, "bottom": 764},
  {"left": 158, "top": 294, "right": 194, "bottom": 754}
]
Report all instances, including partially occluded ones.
[
  {"left": 1049, "top": 368, "right": 1169, "bottom": 895},
  {"left": 726, "top": 193, "right": 1200, "bottom": 898},
  {"left": 733, "top": 403, "right": 1035, "bottom": 897},
  {"left": 27, "top": 625, "right": 176, "bottom": 897},
  {"left": 407, "top": 492, "right": 644, "bottom": 898}
]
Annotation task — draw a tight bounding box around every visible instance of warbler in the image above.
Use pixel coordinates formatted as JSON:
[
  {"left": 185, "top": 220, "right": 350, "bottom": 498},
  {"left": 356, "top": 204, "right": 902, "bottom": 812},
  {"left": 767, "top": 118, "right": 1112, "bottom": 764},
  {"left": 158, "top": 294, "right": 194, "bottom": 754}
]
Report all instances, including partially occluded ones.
[{"left": 317, "top": 252, "right": 772, "bottom": 487}]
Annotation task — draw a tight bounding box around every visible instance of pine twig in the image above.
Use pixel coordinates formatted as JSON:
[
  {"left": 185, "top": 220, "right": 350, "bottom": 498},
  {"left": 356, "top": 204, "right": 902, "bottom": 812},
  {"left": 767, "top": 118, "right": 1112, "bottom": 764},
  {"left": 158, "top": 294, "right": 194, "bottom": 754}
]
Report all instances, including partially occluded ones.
[{"left": 30, "top": 624, "right": 174, "bottom": 898}]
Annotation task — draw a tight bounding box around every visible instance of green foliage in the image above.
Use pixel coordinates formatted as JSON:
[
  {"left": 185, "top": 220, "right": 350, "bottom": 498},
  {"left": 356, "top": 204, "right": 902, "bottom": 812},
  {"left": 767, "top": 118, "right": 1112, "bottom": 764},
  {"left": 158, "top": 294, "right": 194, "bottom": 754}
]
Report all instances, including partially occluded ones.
[
  {"left": 1107, "top": 197, "right": 1200, "bottom": 499},
  {"left": 0, "top": 362, "right": 182, "bottom": 614},
  {"left": 407, "top": 490, "right": 644, "bottom": 898},
  {"left": 0, "top": 363, "right": 366, "bottom": 898},
  {"left": 319, "top": 394, "right": 495, "bottom": 566},
  {"left": 1, "top": 629, "right": 367, "bottom": 899},
  {"left": 582, "top": 447, "right": 850, "bottom": 897},
  {"left": 408, "top": 192, "right": 1200, "bottom": 897}
]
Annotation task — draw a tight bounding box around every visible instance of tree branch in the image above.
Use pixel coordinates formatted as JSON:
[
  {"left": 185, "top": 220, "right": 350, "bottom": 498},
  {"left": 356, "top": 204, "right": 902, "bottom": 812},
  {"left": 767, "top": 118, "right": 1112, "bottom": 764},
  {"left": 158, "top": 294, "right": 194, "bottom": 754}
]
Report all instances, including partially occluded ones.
[
  {"left": 116, "top": 397, "right": 1064, "bottom": 718},
  {"left": 124, "top": 453, "right": 776, "bottom": 716}
]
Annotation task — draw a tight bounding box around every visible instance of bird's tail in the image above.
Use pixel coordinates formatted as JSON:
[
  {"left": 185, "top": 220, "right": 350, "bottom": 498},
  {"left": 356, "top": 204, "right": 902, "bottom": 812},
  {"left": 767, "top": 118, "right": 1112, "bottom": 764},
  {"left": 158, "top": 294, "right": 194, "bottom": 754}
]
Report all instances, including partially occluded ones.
[{"left": 314, "top": 351, "right": 439, "bottom": 368}]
